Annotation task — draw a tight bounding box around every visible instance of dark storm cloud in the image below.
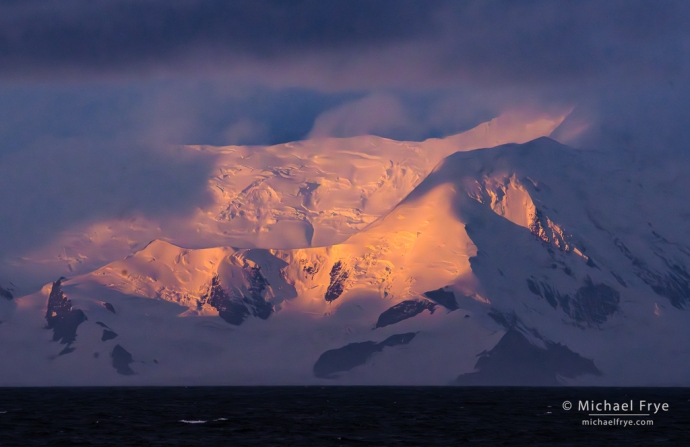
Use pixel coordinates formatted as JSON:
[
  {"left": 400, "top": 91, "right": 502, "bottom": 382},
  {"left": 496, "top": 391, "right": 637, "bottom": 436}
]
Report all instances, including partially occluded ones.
[
  {"left": 1, "top": 0, "right": 690, "bottom": 270},
  {"left": 437, "top": 1, "right": 690, "bottom": 84},
  {"left": 0, "top": 0, "right": 688, "bottom": 87},
  {"left": 0, "top": 0, "right": 441, "bottom": 82}
]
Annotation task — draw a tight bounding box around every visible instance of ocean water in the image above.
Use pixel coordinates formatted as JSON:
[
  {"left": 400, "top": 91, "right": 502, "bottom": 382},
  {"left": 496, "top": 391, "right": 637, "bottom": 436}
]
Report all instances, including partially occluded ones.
[{"left": 0, "top": 387, "right": 688, "bottom": 446}]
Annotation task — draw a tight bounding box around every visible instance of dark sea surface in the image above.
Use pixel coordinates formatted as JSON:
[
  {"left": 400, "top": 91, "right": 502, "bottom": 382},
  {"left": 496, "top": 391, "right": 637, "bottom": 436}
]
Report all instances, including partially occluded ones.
[{"left": 0, "top": 387, "right": 689, "bottom": 446}]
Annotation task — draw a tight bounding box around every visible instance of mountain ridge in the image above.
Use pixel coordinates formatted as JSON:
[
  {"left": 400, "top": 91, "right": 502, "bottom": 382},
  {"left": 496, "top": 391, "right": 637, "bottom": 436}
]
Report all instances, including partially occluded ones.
[{"left": 4, "top": 135, "right": 690, "bottom": 385}]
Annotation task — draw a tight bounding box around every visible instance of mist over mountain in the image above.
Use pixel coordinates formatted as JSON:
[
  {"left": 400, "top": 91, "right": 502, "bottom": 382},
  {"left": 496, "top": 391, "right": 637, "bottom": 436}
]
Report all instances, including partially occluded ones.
[
  {"left": 3, "top": 127, "right": 690, "bottom": 385},
  {"left": 2, "top": 1, "right": 690, "bottom": 387}
]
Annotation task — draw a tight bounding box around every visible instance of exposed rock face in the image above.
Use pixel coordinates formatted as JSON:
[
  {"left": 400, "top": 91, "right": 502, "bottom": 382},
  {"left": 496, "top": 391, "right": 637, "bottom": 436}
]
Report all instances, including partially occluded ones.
[
  {"left": 375, "top": 300, "right": 436, "bottom": 328},
  {"left": 325, "top": 261, "right": 349, "bottom": 302},
  {"left": 300, "top": 260, "right": 320, "bottom": 279},
  {"left": 111, "top": 345, "right": 135, "bottom": 375},
  {"left": 568, "top": 280, "right": 620, "bottom": 324},
  {"left": 455, "top": 329, "right": 601, "bottom": 386},
  {"left": 45, "top": 279, "right": 86, "bottom": 351},
  {"left": 103, "top": 302, "right": 116, "bottom": 314},
  {"left": 614, "top": 238, "right": 690, "bottom": 309},
  {"left": 246, "top": 266, "right": 272, "bottom": 320},
  {"left": 298, "top": 181, "right": 320, "bottom": 207},
  {"left": 202, "top": 275, "right": 249, "bottom": 325},
  {"left": 423, "top": 288, "right": 458, "bottom": 311},
  {"left": 313, "top": 332, "right": 416, "bottom": 379},
  {"left": 529, "top": 207, "right": 571, "bottom": 251},
  {"left": 200, "top": 273, "right": 273, "bottom": 326},
  {"left": 101, "top": 330, "right": 118, "bottom": 341},
  {"left": 527, "top": 277, "right": 619, "bottom": 326}
]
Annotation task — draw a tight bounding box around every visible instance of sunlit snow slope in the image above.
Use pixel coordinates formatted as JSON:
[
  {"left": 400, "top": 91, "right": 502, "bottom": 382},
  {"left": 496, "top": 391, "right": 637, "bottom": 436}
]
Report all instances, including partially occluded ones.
[
  {"left": 4, "top": 132, "right": 690, "bottom": 386},
  {"left": 2, "top": 111, "right": 566, "bottom": 292}
]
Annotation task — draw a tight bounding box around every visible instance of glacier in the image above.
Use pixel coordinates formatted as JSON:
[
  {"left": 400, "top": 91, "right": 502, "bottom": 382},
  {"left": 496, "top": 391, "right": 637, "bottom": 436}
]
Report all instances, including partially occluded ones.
[{"left": 2, "top": 126, "right": 690, "bottom": 385}]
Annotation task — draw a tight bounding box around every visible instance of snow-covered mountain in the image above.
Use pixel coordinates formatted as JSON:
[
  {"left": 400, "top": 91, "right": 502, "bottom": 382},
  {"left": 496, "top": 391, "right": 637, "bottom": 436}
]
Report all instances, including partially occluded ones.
[
  {"left": 3, "top": 133, "right": 690, "bottom": 386},
  {"left": 0, "top": 110, "right": 565, "bottom": 293}
]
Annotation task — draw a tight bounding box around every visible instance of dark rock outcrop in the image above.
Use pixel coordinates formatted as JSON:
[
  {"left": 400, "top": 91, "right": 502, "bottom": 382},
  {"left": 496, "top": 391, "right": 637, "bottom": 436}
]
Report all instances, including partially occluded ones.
[
  {"left": 567, "top": 280, "right": 620, "bottom": 324},
  {"left": 111, "top": 345, "right": 135, "bottom": 375},
  {"left": 246, "top": 266, "right": 272, "bottom": 320},
  {"left": 298, "top": 181, "right": 320, "bottom": 207},
  {"left": 455, "top": 329, "right": 601, "bottom": 386},
  {"left": 202, "top": 276, "right": 249, "bottom": 325},
  {"left": 527, "top": 277, "right": 619, "bottom": 326},
  {"left": 488, "top": 309, "right": 519, "bottom": 329},
  {"left": 200, "top": 272, "right": 273, "bottom": 326},
  {"left": 325, "top": 261, "right": 349, "bottom": 302},
  {"left": 300, "top": 259, "right": 320, "bottom": 279},
  {"left": 423, "top": 288, "right": 458, "bottom": 310},
  {"left": 375, "top": 300, "right": 436, "bottom": 328},
  {"left": 610, "top": 271, "right": 627, "bottom": 287},
  {"left": 103, "top": 302, "right": 116, "bottom": 314},
  {"left": 614, "top": 238, "right": 690, "bottom": 308},
  {"left": 101, "top": 330, "right": 118, "bottom": 342},
  {"left": 45, "top": 278, "right": 87, "bottom": 349},
  {"left": 313, "top": 332, "right": 416, "bottom": 379},
  {"left": 637, "top": 263, "right": 690, "bottom": 309}
]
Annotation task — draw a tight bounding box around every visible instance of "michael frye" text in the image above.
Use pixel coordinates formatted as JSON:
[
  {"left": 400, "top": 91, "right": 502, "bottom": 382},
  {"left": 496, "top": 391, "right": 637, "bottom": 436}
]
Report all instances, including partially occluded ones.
[{"left": 578, "top": 400, "right": 669, "bottom": 414}]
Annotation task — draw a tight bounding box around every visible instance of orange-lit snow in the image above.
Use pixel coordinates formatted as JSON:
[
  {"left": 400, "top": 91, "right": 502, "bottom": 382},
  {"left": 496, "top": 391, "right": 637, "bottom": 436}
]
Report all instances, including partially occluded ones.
[
  {"left": 5, "top": 110, "right": 567, "bottom": 291},
  {"left": 5, "top": 121, "right": 690, "bottom": 386}
]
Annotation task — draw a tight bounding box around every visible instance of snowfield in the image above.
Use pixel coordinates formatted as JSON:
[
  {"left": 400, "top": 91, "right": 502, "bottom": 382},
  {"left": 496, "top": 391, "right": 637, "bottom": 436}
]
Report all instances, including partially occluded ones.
[{"left": 3, "top": 113, "right": 690, "bottom": 385}]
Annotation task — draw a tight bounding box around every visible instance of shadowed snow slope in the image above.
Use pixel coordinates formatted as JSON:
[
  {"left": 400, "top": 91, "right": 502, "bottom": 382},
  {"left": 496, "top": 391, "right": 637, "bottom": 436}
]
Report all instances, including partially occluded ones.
[{"left": 4, "top": 136, "right": 690, "bottom": 385}]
